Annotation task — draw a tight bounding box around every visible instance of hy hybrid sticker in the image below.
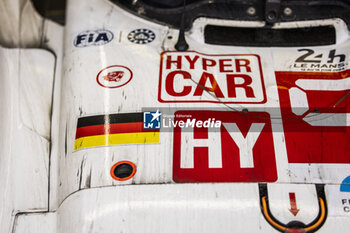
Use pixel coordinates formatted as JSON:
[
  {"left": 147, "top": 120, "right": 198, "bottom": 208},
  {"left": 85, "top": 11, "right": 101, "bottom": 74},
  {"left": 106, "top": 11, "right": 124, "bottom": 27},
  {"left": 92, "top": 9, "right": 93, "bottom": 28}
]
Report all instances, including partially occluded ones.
[
  {"left": 74, "top": 29, "right": 114, "bottom": 47},
  {"left": 96, "top": 65, "right": 133, "bottom": 88},
  {"left": 173, "top": 110, "right": 277, "bottom": 183}
]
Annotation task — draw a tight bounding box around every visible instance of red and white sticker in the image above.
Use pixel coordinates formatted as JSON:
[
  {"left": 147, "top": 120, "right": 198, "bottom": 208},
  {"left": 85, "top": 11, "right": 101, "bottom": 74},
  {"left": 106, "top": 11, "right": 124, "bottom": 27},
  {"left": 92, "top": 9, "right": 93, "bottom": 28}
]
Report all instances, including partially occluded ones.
[
  {"left": 158, "top": 51, "right": 267, "bottom": 103},
  {"left": 276, "top": 70, "right": 350, "bottom": 164},
  {"left": 96, "top": 65, "right": 133, "bottom": 88},
  {"left": 172, "top": 111, "right": 277, "bottom": 182}
]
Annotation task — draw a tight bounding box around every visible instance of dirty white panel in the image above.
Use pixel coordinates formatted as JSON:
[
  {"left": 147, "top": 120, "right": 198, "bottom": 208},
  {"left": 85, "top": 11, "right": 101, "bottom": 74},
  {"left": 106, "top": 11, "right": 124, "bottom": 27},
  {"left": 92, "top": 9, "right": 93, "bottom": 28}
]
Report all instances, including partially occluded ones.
[
  {"left": 53, "top": 0, "right": 349, "bottom": 210},
  {"left": 326, "top": 184, "right": 350, "bottom": 217},
  {"left": 42, "top": 15, "right": 65, "bottom": 212},
  {"left": 15, "top": 184, "right": 277, "bottom": 233},
  {"left": 0, "top": 0, "right": 44, "bottom": 47},
  {"left": 267, "top": 184, "right": 319, "bottom": 225},
  {"left": 56, "top": 184, "right": 264, "bottom": 233},
  {"left": 54, "top": 0, "right": 173, "bottom": 206},
  {"left": 1, "top": 0, "right": 349, "bottom": 232},
  {"left": 317, "top": 217, "right": 350, "bottom": 233},
  {"left": 13, "top": 213, "right": 56, "bottom": 233},
  {"left": 14, "top": 184, "right": 350, "bottom": 233},
  {"left": 0, "top": 47, "right": 55, "bottom": 233},
  {"left": 296, "top": 78, "right": 350, "bottom": 91},
  {"left": 289, "top": 87, "right": 309, "bottom": 116},
  {"left": 34, "top": 1, "right": 350, "bottom": 232},
  {"left": 52, "top": 0, "right": 296, "bottom": 208},
  {"left": 289, "top": 164, "right": 350, "bottom": 184},
  {"left": 19, "top": 49, "right": 54, "bottom": 138}
]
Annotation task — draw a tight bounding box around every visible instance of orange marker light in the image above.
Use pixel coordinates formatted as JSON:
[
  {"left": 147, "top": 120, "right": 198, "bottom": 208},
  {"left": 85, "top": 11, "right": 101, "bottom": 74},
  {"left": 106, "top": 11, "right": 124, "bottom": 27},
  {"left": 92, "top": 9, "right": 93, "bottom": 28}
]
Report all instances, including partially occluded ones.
[{"left": 110, "top": 161, "right": 136, "bottom": 181}]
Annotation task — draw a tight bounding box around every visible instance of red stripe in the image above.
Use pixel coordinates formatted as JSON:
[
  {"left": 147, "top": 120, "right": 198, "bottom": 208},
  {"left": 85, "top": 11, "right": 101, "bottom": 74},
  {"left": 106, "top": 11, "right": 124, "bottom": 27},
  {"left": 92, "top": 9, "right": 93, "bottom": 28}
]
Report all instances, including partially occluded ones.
[{"left": 76, "top": 122, "right": 158, "bottom": 139}]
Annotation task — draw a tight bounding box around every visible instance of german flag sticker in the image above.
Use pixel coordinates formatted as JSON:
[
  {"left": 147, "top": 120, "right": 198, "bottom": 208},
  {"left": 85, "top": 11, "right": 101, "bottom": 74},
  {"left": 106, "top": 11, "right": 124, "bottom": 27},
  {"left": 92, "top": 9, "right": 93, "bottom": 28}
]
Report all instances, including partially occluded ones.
[{"left": 74, "top": 113, "right": 159, "bottom": 151}]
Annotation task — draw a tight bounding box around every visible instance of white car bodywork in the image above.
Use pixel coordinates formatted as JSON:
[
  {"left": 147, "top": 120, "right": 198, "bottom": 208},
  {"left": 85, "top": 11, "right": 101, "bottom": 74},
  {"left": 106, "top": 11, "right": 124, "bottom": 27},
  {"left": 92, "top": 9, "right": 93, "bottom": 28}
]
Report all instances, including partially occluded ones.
[{"left": 0, "top": 0, "right": 349, "bottom": 232}]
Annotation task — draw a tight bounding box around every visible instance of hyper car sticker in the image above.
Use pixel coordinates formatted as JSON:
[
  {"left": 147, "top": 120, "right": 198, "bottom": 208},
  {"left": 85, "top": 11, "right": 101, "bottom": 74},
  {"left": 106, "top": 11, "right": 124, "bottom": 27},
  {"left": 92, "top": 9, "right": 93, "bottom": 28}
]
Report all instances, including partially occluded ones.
[{"left": 158, "top": 51, "right": 267, "bottom": 103}]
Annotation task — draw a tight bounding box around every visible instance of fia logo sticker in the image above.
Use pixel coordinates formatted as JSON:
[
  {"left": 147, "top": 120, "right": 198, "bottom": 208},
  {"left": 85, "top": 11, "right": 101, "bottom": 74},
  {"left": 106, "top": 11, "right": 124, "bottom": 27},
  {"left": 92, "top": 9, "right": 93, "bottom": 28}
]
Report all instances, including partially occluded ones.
[
  {"left": 74, "top": 29, "right": 114, "bottom": 47},
  {"left": 127, "top": 29, "right": 155, "bottom": 44},
  {"left": 143, "top": 110, "right": 161, "bottom": 129},
  {"left": 96, "top": 65, "right": 133, "bottom": 88}
]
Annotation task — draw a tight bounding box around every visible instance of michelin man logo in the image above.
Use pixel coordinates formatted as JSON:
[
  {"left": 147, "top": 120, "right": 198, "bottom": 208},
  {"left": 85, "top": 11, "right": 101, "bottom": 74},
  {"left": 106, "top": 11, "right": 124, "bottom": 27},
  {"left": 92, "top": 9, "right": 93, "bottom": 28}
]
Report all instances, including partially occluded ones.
[
  {"left": 127, "top": 29, "right": 155, "bottom": 44},
  {"left": 143, "top": 110, "right": 161, "bottom": 129}
]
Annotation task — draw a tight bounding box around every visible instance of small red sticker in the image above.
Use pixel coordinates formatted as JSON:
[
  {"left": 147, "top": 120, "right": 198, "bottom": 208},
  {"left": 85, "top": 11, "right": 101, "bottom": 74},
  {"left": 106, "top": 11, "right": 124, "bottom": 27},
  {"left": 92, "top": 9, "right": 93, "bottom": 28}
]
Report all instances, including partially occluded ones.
[{"left": 97, "top": 65, "right": 133, "bottom": 88}]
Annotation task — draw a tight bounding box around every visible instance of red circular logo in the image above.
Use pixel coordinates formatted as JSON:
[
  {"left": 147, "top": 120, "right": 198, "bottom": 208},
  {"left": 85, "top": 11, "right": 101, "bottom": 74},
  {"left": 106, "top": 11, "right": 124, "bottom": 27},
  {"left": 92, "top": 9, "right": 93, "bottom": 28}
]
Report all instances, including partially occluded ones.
[{"left": 96, "top": 65, "right": 133, "bottom": 88}]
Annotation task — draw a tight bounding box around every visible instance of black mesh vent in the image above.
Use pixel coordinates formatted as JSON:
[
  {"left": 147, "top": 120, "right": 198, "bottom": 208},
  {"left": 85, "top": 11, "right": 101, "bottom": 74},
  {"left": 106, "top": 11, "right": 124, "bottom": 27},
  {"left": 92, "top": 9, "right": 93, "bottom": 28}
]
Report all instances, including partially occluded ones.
[{"left": 204, "top": 25, "right": 336, "bottom": 47}]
